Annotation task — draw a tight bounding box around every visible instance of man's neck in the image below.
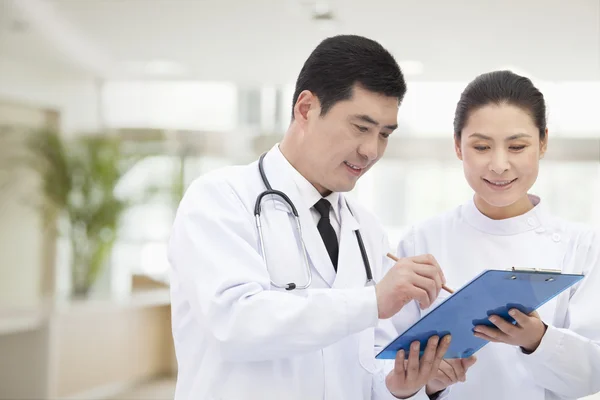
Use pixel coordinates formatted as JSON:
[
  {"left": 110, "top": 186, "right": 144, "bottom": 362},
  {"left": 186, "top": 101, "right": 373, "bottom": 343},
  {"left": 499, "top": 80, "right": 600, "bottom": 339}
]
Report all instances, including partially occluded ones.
[{"left": 279, "top": 133, "right": 330, "bottom": 196}]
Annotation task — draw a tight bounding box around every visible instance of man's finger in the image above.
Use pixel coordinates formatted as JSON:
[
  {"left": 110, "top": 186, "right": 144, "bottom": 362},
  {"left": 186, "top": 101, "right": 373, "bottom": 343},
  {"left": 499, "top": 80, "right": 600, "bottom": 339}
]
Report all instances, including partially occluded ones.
[
  {"left": 394, "top": 349, "right": 406, "bottom": 379},
  {"left": 435, "top": 369, "right": 454, "bottom": 387},
  {"left": 450, "top": 358, "right": 466, "bottom": 382},
  {"left": 410, "top": 263, "right": 443, "bottom": 294},
  {"left": 409, "top": 286, "right": 431, "bottom": 310},
  {"left": 410, "top": 262, "right": 443, "bottom": 286},
  {"left": 409, "top": 254, "right": 440, "bottom": 268},
  {"left": 488, "top": 315, "right": 519, "bottom": 336},
  {"left": 439, "top": 360, "right": 458, "bottom": 383},
  {"left": 431, "top": 334, "right": 451, "bottom": 373},
  {"left": 461, "top": 355, "right": 477, "bottom": 370},
  {"left": 418, "top": 335, "right": 439, "bottom": 378},
  {"left": 411, "top": 274, "right": 438, "bottom": 308},
  {"left": 410, "top": 254, "right": 446, "bottom": 284},
  {"left": 405, "top": 341, "right": 420, "bottom": 382}
]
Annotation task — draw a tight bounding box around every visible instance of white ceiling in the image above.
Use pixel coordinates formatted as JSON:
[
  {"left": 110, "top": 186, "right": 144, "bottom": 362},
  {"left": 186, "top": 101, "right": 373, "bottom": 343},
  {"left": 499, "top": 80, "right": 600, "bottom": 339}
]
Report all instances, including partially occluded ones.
[{"left": 1, "top": 0, "right": 599, "bottom": 83}]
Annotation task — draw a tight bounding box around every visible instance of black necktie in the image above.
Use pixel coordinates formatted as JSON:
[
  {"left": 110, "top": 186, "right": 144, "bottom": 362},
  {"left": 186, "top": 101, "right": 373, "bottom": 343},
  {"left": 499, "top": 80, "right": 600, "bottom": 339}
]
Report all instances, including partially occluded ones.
[{"left": 313, "top": 198, "right": 339, "bottom": 271}]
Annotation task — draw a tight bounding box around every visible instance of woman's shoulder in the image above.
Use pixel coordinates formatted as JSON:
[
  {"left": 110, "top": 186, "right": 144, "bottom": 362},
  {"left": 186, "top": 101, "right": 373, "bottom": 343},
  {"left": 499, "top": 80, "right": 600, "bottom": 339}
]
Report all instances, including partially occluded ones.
[{"left": 542, "top": 212, "right": 600, "bottom": 249}]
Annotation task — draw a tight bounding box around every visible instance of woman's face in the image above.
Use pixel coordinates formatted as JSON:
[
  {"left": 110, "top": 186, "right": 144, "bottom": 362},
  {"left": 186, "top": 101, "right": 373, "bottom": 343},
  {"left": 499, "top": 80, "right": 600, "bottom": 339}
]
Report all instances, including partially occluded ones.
[{"left": 456, "top": 103, "right": 547, "bottom": 219}]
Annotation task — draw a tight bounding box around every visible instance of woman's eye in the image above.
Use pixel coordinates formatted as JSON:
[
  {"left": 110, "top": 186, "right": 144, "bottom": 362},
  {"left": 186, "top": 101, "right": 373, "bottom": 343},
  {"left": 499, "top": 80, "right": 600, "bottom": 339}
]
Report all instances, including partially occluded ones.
[
  {"left": 474, "top": 146, "right": 489, "bottom": 151},
  {"left": 355, "top": 125, "right": 369, "bottom": 133},
  {"left": 380, "top": 132, "right": 390, "bottom": 139},
  {"left": 510, "top": 145, "right": 526, "bottom": 151}
]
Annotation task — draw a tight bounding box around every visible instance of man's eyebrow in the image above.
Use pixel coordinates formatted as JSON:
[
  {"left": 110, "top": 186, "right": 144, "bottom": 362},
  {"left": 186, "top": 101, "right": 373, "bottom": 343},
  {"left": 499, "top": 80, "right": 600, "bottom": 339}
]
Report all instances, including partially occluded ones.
[{"left": 352, "top": 114, "right": 398, "bottom": 130}]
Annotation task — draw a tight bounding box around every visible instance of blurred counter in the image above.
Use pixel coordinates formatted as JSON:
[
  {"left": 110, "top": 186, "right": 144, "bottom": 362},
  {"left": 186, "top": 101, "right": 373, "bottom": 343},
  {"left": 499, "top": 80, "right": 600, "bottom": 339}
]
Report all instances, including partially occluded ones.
[{"left": 0, "top": 289, "right": 175, "bottom": 400}]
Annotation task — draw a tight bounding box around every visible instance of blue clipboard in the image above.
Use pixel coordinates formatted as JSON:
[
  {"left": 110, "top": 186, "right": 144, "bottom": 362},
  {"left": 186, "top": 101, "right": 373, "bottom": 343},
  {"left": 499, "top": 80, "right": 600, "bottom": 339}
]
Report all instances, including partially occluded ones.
[{"left": 375, "top": 268, "right": 584, "bottom": 360}]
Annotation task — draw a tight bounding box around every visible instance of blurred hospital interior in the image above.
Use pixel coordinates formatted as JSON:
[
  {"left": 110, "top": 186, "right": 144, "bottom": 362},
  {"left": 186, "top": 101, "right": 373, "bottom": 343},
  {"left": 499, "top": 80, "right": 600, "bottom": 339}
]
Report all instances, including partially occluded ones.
[{"left": 0, "top": 0, "right": 599, "bottom": 399}]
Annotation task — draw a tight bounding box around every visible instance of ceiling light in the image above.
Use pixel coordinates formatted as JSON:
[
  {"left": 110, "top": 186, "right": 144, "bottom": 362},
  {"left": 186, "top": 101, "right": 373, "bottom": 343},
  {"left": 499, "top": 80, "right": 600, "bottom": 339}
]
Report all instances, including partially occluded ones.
[{"left": 312, "top": 1, "right": 333, "bottom": 19}]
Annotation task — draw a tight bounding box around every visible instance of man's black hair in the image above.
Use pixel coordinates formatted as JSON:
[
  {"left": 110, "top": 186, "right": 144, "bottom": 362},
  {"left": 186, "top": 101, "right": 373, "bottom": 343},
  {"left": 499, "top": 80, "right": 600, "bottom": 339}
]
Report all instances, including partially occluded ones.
[{"left": 291, "top": 35, "right": 407, "bottom": 118}]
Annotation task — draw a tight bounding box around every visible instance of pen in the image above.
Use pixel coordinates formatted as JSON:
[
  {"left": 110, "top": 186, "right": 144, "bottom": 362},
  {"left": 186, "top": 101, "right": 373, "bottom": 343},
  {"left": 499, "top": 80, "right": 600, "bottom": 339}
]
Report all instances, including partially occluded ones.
[{"left": 386, "top": 253, "right": 454, "bottom": 294}]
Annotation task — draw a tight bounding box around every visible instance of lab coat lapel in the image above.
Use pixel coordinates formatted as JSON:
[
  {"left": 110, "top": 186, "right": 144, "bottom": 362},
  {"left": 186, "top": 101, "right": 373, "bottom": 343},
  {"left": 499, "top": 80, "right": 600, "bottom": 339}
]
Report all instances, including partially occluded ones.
[
  {"left": 296, "top": 200, "right": 337, "bottom": 286},
  {"left": 333, "top": 196, "right": 368, "bottom": 288},
  {"left": 262, "top": 148, "right": 337, "bottom": 287}
]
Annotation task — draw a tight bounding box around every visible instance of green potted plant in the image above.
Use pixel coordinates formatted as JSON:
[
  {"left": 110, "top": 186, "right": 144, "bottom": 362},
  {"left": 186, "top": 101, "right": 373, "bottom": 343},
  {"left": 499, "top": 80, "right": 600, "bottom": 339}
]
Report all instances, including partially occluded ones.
[{"left": 1, "top": 128, "right": 151, "bottom": 297}]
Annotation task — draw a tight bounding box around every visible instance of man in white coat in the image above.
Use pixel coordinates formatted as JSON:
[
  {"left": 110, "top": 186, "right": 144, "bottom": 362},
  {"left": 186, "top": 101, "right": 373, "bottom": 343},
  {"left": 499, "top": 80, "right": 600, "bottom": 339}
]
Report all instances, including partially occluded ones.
[{"left": 168, "top": 35, "right": 460, "bottom": 400}]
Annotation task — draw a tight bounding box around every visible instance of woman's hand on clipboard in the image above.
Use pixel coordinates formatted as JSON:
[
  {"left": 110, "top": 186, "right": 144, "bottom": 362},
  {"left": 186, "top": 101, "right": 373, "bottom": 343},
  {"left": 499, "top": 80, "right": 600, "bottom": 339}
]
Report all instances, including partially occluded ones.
[{"left": 473, "top": 309, "right": 548, "bottom": 353}]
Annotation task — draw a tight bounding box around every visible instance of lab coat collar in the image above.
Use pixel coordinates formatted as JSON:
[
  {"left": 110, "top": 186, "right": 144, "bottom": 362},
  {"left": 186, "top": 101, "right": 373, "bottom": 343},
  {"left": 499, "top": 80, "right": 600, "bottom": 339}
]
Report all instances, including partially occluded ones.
[
  {"left": 462, "top": 193, "right": 546, "bottom": 235},
  {"left": 330, "top": 195, "right": 366, "bottom": 288},
  {"left": 261, "top": 144, "right": 356, "bottom": 286},
  {"left": 339, "top": 195, "right": 361, "bottom": 232}
]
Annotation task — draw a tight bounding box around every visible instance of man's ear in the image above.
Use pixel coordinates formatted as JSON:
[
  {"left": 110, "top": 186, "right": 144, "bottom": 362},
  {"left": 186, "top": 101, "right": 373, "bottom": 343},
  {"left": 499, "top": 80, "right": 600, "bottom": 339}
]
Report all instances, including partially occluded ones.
[
  {"left": 455, "top": 136, "right": 463, "bottom": 160},
  {"left": 293, "top": 90, "right": 319, "bottom": 124}
]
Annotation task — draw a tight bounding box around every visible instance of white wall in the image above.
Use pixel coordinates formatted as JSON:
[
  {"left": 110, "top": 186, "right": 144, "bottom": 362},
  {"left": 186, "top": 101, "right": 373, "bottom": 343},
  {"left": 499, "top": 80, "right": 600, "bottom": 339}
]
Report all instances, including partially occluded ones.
[
  {"left": 0, "top": 59, "right": 102, "bottom": 135},
  {"left": 0, "top": 179, "right": 45, "bottom": 308},
  {"left": 0, "top": 110, "right": 46, "bottom": 308}
]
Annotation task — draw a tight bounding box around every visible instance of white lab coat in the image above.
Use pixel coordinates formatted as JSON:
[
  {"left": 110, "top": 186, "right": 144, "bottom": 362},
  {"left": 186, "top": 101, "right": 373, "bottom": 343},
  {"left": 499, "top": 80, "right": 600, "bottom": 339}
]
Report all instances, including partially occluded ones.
[
  {"left": 392, "top": 194, "right": 600, "bottom": 400},
  {"left": 168, "top": 145, "right": 427, "bottom": 400}
]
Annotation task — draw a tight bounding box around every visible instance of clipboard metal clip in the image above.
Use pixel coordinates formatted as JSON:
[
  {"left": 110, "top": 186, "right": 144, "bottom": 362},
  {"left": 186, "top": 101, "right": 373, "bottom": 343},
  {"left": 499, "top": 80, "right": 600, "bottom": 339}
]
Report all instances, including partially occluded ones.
[{"left": 508, "top": 266, "right": 562, "bottom": 274}]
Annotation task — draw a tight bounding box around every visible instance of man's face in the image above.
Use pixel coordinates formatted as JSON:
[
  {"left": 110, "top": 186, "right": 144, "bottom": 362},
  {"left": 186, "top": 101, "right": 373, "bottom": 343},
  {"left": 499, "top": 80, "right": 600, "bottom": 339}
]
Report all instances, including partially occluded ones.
[{"left": 295, "top": 85, "right": 399, "bottom": 195}]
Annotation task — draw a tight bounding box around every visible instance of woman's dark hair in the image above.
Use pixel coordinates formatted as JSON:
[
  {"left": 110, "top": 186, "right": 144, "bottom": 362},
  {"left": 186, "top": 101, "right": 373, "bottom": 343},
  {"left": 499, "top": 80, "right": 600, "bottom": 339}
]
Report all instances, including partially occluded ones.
[
  {"left": 454, "top": 70, "right": 547, "bottom": 140},
  {"left": 292, "top": 34, "right": 406, "bottom": 118}
]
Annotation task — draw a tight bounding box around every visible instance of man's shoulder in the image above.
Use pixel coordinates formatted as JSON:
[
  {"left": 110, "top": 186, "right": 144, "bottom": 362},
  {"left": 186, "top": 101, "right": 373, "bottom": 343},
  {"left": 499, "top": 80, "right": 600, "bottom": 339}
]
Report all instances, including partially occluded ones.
[
  {"left": 186, "top": 161, "right": 257, "bottom": 195},
  {"left": 176, "top": 161, "right": 260, "bottom": 216}
]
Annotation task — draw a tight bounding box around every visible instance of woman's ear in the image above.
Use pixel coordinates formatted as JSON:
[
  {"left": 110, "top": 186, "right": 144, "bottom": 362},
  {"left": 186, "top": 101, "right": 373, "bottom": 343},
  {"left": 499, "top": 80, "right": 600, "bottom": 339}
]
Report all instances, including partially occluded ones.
[
  {"left": 454, "top": 136, "right": 463, "bottom": 160},
  {"left": 540, "top": 128, "right": 549, "bottom": 159}
]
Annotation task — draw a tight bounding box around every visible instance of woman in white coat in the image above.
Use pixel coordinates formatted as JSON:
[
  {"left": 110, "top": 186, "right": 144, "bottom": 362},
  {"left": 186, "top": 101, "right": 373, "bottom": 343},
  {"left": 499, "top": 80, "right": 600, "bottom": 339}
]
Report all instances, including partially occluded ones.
[
  {"left": 393, "top": 70, "right": 600, "bottom": 400},
  {"left": 168, "top": 34, "right": 455, "bottom": 400}
]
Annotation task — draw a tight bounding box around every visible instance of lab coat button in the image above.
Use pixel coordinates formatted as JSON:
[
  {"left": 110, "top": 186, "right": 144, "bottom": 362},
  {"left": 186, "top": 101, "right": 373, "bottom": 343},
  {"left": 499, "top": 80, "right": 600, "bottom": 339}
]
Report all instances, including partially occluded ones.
[
  {"left": 527, "top": 218, "right": 535, "bottom": 226},
  {"left": 552, "top": 233, "right": 561, "bottom": 242},
  {"left": 535, "top": 227, "right": 546, "bottom": 233}
]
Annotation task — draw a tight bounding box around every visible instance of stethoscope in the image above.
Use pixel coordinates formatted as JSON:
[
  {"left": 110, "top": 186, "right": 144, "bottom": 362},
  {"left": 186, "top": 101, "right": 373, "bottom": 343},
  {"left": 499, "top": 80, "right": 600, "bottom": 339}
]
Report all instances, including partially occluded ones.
[{"left": 254, "top": 152, "right": 374, "bottom": 290}]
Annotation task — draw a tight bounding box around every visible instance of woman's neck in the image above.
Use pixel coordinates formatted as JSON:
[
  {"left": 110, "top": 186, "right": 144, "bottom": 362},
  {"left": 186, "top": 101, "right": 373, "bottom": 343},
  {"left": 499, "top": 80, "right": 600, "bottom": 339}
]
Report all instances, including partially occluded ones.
[{"left": 474, "top": 194, "right": 534, "bottom": 220}]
